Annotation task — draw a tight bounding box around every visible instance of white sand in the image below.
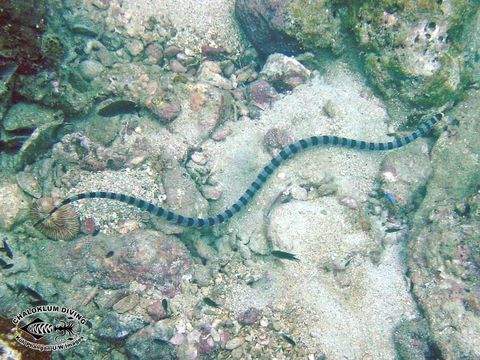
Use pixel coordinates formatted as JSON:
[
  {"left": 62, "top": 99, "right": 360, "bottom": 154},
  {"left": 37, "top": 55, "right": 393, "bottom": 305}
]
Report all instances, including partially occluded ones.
[
  {"left": 207, "top": 62, "right": 419, "bottom": 358},
  {"left": 110, "top": 0, "right": 244, "bottom": 56}
]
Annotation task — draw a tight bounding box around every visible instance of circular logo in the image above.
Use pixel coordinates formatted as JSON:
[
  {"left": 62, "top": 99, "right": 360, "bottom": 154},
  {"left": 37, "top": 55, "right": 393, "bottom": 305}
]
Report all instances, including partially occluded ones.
[{"left": 12, "top": 305, "right": 88, "bottom": 352}]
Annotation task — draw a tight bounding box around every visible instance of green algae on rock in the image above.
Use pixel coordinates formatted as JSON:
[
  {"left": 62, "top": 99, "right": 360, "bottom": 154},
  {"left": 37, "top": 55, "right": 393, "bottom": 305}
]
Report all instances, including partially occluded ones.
[
  {"left": 239, "top": 0, "right": 479, "bottom": 109},
  {"left": 342, "top": 0, "right": 478, "bottom": 108},
  {"left": 408, "top": 90, "right": 480, "bottom": 358}
]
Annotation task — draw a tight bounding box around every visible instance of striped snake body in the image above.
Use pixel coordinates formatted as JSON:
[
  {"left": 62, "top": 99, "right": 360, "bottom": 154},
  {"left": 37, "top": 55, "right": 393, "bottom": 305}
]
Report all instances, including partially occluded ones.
[{"left": 36, "top": 113, "right": 444, "bottom": 228}]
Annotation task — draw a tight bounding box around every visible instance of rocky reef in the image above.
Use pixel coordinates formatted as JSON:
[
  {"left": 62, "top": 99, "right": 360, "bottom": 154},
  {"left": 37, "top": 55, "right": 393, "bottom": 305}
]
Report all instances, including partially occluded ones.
[{"left": 235, "top": 0, "right": 479, "bottom": 109}]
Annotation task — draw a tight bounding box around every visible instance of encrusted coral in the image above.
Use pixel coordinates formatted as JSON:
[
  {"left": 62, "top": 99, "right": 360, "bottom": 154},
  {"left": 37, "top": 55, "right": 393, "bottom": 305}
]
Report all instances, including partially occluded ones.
[
  {"left": 31, "top": 197, "right": 80, "bottom": 241},
  {"left": 40, "top": 32, "right": 68, "bottom": 66}
]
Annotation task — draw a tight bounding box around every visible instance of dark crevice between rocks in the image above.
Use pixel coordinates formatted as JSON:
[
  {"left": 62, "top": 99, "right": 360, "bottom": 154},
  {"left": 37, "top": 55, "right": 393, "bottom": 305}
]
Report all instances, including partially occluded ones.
[{"left": 395, "top": 286, "right": 444, "bottom": 360}]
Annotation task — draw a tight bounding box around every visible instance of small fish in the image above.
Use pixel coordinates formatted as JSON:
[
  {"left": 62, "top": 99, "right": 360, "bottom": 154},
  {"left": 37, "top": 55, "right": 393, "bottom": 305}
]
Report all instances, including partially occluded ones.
[
  {"left": 31, "top": 299, "right": 48, "bottom": 306},
  {"left": 0, "top": 62, "right": 18, "bottom": 79},
  {"left": 92, "top": 228, "right": 100, "bottom": 236},
  {"left": 281, "top": 333, "right": 296, "bottom": 346},
  {"left": 23, "top": 286, "right": 44, "bottom": 300},
  {"left": 271, "top": 250, "right": 300, "bottom": 261},
  {"left": 162, "top": 299, "right": 169, "bottom": 314},
  {"left": 97, "top": 100, "right": 139, "bottom": 117},
  {"left": 0, "top": 258, "right": 14, "bottom": 269},
  {"left": 203, "top": 297, "right": 221, "bottom": 308},
  {"left": 2, "top": 238, "right": 13, "bottom": 259},
  {"left": 386, "top": 193, "right": 397, "bottom": 207},
  {"left": 105, "top": 250, "right": 114, "bottom": 258}
]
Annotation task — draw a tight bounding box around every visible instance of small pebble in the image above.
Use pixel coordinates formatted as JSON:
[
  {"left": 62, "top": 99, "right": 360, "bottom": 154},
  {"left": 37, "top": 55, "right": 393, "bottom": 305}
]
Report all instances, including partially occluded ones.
[
  {"left": 170, "top": 59, "right": 187, "bottom": 73},
  {"left": 147, "top": 300, "right": 168, "bottom": 320},
  {"left": 79, "top": 60, "right": 104, "bottom": 81},
  {"left": 231, "top": 347, "right": 243, "bottom": 359},
  {"left": 211, "top": 127, "right": 232, "bottom": 141},
  {"left": 201, "top": 185, "right": 223, "bottom": 201},
  {"left": 112, "top": 294, "right": 138, "bottom": 313},
  {"left": 339, "top": 196, "right": 358, "bottom": 210},
  {"left": 291, "top": 185, "right": 308, "bottom": 201},
  {"left": 164, "top": 45, "right": 182, "bottom": 58},
  {"left": 225, "top": 337, "right": 244, "bottom": 350},
  {"left": 193, "top": 266, "right": 211, "bottom": 287},
  {"left": 237, "top": 307, "right": 261, "bottom": 325},
  {"left": 169, "top": 333, "right": 185, "bottom": 345},
  {"left": 191, "top": 151, "right": 207, "bottom": 165}
]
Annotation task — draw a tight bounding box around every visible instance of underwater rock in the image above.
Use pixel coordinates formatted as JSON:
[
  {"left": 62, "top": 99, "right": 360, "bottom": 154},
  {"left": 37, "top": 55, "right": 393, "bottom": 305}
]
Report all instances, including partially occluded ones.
[
  {"left": 163, "top": 167, "right": 209, "bottom": 219},
  {"left": 339, "top": 196, "right": 358, "bottom": 210},
  {"left": 14, "top": 70, "right": 99, "bottom": 116},
  {"left": 200, "top": 185, "right": 223, "bottom": 201},
  {"left": 52, "top": 132, "right": 127, "bottom": 170},
  {"left": 164, "top": 45, "right": 182, "bottom": 58},
  {"left": 380, "top": 138, "right": 432, "bottom": 210},
  {"left": 0, "top": 1, "right": 47, "bottom": 75},
  {"left": 237, "top": 307, "right": 261, "bottom": 325},
  {"left": 225, "top": 336, "right": 244, "bottom": 350},
  {"left": 169, "top": 85, "right": 235, "bottom": 146},
  {"left": 408, "top": 90, "right": 480, "bottom": 358},
  {"left": 198, "top": 335, "right": 216, "bottom": 355},
  {"left": 15, "top": 171, "right": 42, "bottom": 198},
  {"left": 235, "top": 65, "right": 258, "bottom": 84},
  {"left": 263, "top": 127, "right": 295, "bottom": 155},
  {"left": 238, "top": 1, "right": 474, "bottom": 108},
  {"left": 94, "top": 45, "right": 116, "bottom": 67},
  {"left": 260, "top": 53, "right": 310, "bottom": 92},
  {"left": 393, "top": 318, "right": 434, "bottom": 360},
  {"left": 234, "top": 0, "right": 301, "bottom": 56},
  {"left": 0, "top": 179, "right": 29, "bottom": 230},
  {"left": 246, "top": 79, "right": 278, "bottom": 109},
  {"left": 126, "top": 39, "right": 144, "bottom": 57},
  {"left": 169, "top": 59, "right": 187, "bottom": 74},
  {"left": 152, "top": 101, "right": 181, "bottom": 122},
  {"left": 96, "top": 313, "right": 147, "bottom": 342},
  {"left": 348, "top": 1, "right": 476, "bottom": 108},
  {"left": 197, "top": 61, "right": 234, "bottom": 90},
  {"left": 79, "top": 112, "right": 122, "bottom": 146},
  {"left": 113, "top": 293, "right": 139, "bottom": 314},
  {"left": 147, "top": 300, "right": 169, "bottom": 321},
  {"left": 202, "top": 45, "right": 227, "bottom": 60},
  {"left": 145, "top": 43, "right": 164, "bottom": 64},
  {"left": 13, "top": 117, "right": 63, "bottom": 170},
  {"left": 210, "top": 127, "right": 232, "bottom": 142},
  {"left": 79, "top": 59, "right": 105, "bottom": 81},
  {"left": 126, "top": 321, "right": 177, "bottom": 360},
  {"left": 193, "top": 266, "right": 212, "bottom": 287},
  {"left": 0, "top": 63, "right": 16, "bottom": 121},
  {"left": 67, "top": 15, "right": 101, "bottom": 37},
  {"left": 3, "top": 103, "right": 63, "bottom": 132},
  {"left": 77, "top": 230, "right": 192, "bottom": 294},
  {"left": 40, "top": 31, "right": 68, "bottom": 67}
]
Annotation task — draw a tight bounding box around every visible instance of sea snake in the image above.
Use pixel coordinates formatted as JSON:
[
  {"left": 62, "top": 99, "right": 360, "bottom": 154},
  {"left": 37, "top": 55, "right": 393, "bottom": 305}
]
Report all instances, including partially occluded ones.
[{"left": 36, "top": 113, "right": 443, "bottom": 228}]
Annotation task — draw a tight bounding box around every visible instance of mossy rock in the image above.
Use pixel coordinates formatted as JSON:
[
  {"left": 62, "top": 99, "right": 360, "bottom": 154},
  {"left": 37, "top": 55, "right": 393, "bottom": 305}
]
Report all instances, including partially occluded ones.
[
  {"left": 3, "top": 103, "right": 64, "bottom": 131},
  {"left": 40, "top": 31, "right": 68, "bottom": 66},
  {"left": 345, "top": 0, "right": 479, "bottom": 108}
]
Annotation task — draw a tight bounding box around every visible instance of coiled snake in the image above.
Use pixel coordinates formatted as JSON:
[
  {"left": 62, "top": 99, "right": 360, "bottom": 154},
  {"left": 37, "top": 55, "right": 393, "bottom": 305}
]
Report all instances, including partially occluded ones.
[{"left": 36, "top": 113, "right": 443, "bottom": 228}]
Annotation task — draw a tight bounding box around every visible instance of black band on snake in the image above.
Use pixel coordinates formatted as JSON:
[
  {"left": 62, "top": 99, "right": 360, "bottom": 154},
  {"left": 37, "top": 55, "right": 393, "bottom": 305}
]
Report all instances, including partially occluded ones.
[{"left": 35, "top": 113, "right": 444, "bottom": 228}]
